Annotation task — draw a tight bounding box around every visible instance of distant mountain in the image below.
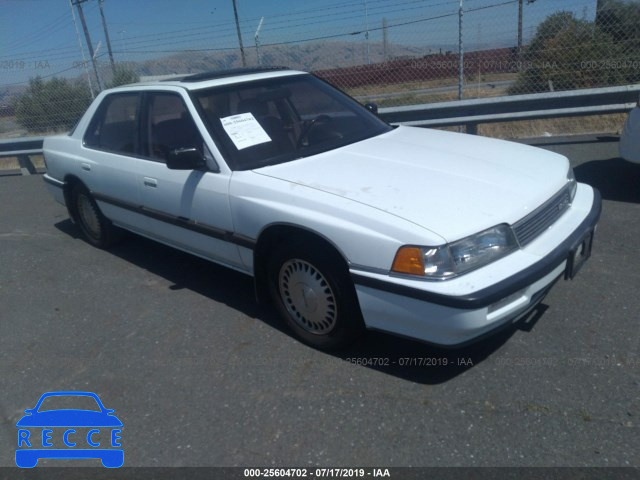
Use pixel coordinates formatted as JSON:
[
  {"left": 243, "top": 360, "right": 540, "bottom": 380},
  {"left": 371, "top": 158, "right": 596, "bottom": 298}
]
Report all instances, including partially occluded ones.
[
  {"left": 2, "top": 40, "right": 464, "bottom": 108},
  {"left": 134, "top": 40, "right": 432, "bottom": 77}
]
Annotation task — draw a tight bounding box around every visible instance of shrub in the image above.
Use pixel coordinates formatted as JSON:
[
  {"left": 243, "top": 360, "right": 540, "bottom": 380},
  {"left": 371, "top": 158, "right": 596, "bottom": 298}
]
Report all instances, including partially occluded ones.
[
  {"left": 510, "top": 11, "right": 626, "bottom": 94},
  {"left": 14, "top": 77, "right": 93, "bottom": 133},
  {"left": 107, "top": 65, "right": 140, "bottom": 88}
]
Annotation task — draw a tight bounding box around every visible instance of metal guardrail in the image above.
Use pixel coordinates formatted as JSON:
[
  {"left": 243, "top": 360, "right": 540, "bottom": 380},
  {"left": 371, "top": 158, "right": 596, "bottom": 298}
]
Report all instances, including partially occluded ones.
[
  {"left": 1, "top": 85, "right": 638, "bottom": 176},
  {"left": 378, "top": 84, "right": 640, "bottom": 134},
  {"left": 0, "top": 136, "right": 44, "bottom": 176}
]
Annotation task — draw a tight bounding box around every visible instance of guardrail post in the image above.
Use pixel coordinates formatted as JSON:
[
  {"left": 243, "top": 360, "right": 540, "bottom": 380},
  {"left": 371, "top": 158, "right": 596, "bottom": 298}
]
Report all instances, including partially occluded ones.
[
  {"left": 466, "top": 123, "right": 478, "bottom": 135},
  {"left": 17, "top": 154, "right": 37, "bottom": 175}
]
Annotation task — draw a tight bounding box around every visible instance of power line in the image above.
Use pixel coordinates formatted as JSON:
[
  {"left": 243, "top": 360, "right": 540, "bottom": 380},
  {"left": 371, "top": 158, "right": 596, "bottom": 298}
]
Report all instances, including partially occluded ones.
[
  {"left": 0, "top": 0, "right": 441, "bottom": 61},
  {"left": 109, "top": 0, "right": 518, "bottom": 56},
  {"left": 88, "top": 0, "right": 455, "bottom": 53},
  {"left": 2, "top": 11, "right": 71, "bottom": 52},
  {"left": 0, "top": 44, "right": 80, "bottom": 61},
  {"left": 257, "top": 2, "right": 452, "bottom": 38},
  {"left": 1, "top": 0, "right": 548, "bottom": 84},
  {"left": 107, "top": 0, "right": 437, "bottom": 47},
  {"left": 108, "top": 9, "right": 462, "bottom": 55}
]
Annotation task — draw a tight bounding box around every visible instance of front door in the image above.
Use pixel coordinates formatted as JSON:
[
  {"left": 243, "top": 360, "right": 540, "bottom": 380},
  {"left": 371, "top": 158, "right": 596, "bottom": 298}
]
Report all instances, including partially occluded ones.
[{"left": 137, "top": 91, "right": 243, "bottom": 270}]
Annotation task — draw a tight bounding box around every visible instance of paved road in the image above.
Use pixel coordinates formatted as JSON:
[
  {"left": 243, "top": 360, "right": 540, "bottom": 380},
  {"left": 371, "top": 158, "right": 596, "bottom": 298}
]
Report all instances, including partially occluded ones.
[{"left": 1, "top": 135, "right": 639, "bottom": 469}]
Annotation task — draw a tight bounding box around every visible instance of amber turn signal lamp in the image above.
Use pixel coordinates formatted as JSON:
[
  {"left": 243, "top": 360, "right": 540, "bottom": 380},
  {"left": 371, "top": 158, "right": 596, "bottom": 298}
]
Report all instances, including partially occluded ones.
[{"left": 391, "top": 247, "right": 424, "bottom": 275}]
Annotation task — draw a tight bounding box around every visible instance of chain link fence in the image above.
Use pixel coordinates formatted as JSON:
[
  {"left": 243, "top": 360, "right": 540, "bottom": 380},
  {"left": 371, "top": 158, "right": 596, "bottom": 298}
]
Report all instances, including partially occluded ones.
[{"left": 1, "top": 0, "right": 638, "bottom": 139}]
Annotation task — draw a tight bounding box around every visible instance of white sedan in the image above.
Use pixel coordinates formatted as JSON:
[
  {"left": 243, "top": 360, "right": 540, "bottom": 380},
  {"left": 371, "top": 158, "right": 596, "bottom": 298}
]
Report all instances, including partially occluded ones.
[{"left": 43, "top": 67, "right": 601, "bottom": 349}]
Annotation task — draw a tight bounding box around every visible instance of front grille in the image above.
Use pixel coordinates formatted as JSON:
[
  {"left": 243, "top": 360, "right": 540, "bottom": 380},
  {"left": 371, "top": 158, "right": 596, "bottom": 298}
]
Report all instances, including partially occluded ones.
[{"left": 513, "top": 185, "right": 572, "bottom": 247}]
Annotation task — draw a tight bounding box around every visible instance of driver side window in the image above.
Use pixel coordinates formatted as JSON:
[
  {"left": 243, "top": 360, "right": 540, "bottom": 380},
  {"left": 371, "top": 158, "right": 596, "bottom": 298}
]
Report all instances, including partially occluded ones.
[{"left": 144, "top": 92, "right": 204, "bottom": 163}]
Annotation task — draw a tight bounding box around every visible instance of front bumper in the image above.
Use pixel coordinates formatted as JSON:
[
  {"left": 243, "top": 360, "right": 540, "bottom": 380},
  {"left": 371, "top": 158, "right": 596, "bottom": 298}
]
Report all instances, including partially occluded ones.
[{"left": 351, "top": 186, "right": 602, "bottom": 346}]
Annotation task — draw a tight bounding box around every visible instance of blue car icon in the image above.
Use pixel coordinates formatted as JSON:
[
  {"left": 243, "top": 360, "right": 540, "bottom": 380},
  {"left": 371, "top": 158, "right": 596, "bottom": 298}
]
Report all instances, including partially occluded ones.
[{"left": 16, "top": 391, "right": 123, "bottom": 468}]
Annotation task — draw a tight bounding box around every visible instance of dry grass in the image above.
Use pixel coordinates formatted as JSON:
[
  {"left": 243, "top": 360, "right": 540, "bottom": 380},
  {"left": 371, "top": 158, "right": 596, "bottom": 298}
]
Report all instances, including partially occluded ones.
[
  {"left": 344, "top": 74, "right": 629, "bottom": 139},
  {"left": 345, "top": 72, "right": 517, "bottom": 98},
  {"left": 0, "top": 155, "right": 44, "bottom": 171},
  {"left": 478, "top": 113, "right": 627, "bottom": 139}
]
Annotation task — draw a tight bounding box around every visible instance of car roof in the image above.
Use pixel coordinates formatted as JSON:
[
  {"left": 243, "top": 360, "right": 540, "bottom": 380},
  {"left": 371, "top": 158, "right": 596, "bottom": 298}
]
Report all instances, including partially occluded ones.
[
  {"left": 176, "top": 66, "right": 291, "bottom": 82},
  {"left": 119, "top": 66, "right": 308, "bottom": 92}
]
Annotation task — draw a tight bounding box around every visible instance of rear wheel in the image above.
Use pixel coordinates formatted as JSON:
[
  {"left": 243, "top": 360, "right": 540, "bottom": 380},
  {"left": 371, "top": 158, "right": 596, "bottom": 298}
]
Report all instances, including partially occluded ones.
[
  {"left": 71, "top": 184, "right": 120, "bottom": 248},
  {"left": 267, "top": 242, "right": 364, "bottom": 350}
]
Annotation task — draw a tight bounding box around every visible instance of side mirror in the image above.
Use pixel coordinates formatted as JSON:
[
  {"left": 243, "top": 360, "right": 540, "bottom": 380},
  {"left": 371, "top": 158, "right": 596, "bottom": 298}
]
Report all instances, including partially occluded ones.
[
  {"left": 364, "top": 102, "right": 379, "bottom": 116},
  {"left": 166, "top": 147, "right": 206, "bottom": 170}
]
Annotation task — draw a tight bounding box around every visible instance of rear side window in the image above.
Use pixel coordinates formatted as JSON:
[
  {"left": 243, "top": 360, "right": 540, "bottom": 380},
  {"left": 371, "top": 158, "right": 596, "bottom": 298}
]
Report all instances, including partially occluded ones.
[{"left": 84, "top": 93, "right": 139, "bottom": 155}]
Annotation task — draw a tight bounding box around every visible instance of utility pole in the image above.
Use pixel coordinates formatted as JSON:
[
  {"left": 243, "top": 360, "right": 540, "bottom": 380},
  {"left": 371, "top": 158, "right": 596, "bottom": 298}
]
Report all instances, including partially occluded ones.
[
  {"left": 363, "top": 0, "right": 371, "bottom": 65},
  {"left": 254, "top": 17, "right": 264, "bottom": 66},
  {"left": 519, "top": 0, "right": 537, "bottom": 55},
  {"left": 98, "top": 0, "right": 116, "bottom": 73},
  {"left": 72, "top": 0, "right": 102, "bottom": 90},
  {"left": 232, "top": 0, "right": 247, "bottom": 67},
  {"left": 382, "top": 18, "right": 389, "bottom": 61},
  {"left": 69, "top": 0, "right": 95, "bottom": 98},
  {"left": 518, "top": 0, "right": 536, "bottom": 69},
  {"left": 518, "top": 0, "right": 523, "bottom": 56}
]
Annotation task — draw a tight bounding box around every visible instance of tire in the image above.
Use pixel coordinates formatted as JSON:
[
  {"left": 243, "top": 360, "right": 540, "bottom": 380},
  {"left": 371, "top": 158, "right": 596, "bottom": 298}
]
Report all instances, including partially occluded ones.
[
  {"left": 267, "top": 241, "right": 365, "bottom": 350},
  {"left": 71, "top": 184, "right": 120, "bottom": 248}
]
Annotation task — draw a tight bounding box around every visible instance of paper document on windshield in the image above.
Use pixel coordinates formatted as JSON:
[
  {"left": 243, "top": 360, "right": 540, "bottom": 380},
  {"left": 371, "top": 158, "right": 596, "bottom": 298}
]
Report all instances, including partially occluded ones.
[{"left": 220, "top": 112, "right": 272, "bottom": 150}]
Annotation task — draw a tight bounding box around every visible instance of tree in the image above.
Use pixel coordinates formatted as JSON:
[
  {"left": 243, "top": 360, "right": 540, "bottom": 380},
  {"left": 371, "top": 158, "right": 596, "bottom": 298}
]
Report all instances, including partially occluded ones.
[
  {"left": 510, "top": 11, "right": 624, "bottom": 94},
  {"left": 14, "top": 77, "right": 93, "bottom": 133},
  {"left": 596, "top": 0, "right": 640, "bottom": 44},
  {"left": 107, "top": 65, "right": 140, "bottom": 88},
  {"left": 595, "top": 0, "right": 640, "bottom": 83}
]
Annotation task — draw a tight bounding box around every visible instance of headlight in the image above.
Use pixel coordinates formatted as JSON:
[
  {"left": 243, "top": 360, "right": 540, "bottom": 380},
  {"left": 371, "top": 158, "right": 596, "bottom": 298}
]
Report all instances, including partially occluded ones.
[
  {"left": 567, "top": 166, "right": 577, "bottom": 201},
  {"left": 391, "top": 224, "right": 518, "bottom": 279}
]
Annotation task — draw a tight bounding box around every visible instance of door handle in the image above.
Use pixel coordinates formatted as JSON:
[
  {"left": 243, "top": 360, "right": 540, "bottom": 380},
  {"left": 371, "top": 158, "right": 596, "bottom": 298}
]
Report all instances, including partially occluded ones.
[
  {"left": 81, "top": 163, "right": 91, "bottom": 171},
  {"left": 143, "top": 177, "right": 157, "bottom": 188}
]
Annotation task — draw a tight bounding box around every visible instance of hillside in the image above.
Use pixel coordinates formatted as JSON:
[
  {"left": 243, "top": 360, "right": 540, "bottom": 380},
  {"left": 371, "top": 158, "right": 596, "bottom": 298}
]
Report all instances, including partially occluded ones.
[{"left": 134, "top": 40, "right": 434, "bottom": 77}]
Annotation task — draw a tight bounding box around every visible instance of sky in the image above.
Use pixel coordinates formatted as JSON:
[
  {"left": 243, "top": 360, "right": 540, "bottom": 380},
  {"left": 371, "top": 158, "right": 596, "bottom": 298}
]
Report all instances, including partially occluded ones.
[{"left": 0, "top": 0, "right": 600, "bottom": 86}]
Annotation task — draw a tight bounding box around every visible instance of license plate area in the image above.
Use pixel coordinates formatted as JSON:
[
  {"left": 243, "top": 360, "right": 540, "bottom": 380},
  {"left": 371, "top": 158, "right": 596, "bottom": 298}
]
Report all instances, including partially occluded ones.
[{"left": 565, "top": 229, "right": 594, "bottom": 280}]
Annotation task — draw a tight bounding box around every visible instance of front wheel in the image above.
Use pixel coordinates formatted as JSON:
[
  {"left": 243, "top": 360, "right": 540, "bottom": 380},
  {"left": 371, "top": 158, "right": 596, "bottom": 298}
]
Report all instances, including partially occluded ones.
[{"left": 267, "top": 243, "right": 364, "bottom": 350}]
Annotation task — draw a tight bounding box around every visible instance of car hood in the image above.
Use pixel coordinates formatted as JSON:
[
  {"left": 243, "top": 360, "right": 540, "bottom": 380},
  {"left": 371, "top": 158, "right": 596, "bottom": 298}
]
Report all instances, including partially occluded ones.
[
  {"left": 254, "top": 126, "right": 569, "bottom": 241},
  {"left": 16, "top": 410, "right": 123, "bottom": 427}
]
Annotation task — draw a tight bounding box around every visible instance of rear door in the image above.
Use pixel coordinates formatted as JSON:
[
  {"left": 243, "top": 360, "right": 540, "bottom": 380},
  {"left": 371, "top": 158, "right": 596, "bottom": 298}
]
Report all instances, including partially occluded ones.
[{"left": 81, "top": 92, "right": 148, "bottom": 233}]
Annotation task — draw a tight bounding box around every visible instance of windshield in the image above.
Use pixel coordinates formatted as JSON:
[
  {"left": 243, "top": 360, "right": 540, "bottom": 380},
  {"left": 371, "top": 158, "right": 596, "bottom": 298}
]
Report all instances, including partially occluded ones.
[{"left": 192, "top": 74, "right": 392, "bottom": 170}]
